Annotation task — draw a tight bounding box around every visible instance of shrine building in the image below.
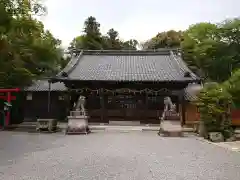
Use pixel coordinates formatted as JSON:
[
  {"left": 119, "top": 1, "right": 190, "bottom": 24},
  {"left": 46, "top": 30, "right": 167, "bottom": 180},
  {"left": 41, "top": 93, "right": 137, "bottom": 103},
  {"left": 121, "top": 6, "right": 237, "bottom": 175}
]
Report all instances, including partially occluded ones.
[{"left": 49, "top": 49, "right": 200, "bottom": 125}]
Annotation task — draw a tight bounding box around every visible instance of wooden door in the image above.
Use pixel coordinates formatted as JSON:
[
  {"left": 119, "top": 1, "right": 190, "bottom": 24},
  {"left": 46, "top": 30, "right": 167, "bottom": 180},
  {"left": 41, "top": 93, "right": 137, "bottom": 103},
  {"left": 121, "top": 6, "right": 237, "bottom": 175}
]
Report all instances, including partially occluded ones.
[{"left": 107, "top": 94, "right": 144, "bottom": 121}]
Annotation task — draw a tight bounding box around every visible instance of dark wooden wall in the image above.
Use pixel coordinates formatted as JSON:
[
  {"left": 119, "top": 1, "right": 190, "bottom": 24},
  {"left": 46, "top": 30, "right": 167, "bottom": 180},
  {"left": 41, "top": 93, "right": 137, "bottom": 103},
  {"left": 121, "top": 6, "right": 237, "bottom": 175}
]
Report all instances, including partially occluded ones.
[
  {"left": 23, "top": 91, "right": 68, "bottom": 121},
  {"left": 62, "top": 80, "right": 187, "bottom": 124},
  {"left": 85, "top": 92, "right": 180, "bottom": 124},
  {"left": 9, "top": 88, "right": 183, "bottom": 125}
]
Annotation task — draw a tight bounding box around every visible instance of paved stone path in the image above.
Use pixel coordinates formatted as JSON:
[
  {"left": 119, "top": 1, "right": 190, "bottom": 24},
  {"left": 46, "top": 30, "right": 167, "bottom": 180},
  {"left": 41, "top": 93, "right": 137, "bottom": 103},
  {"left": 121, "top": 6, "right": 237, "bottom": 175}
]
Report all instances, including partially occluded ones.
[{"left": 0, "top": 131, "right": 240, "bottom": 180}]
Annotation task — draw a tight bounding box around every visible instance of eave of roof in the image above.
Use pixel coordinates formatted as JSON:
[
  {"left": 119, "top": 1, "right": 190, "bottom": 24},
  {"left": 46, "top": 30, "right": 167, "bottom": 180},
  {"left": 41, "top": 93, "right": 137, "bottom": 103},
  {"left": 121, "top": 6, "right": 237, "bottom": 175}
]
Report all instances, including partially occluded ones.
[
  {"left": 24, "top": 80, "right": 67, "bottom": 92},
  {"left": 52, "top": 49, "right": 201, "bottom": 83}
]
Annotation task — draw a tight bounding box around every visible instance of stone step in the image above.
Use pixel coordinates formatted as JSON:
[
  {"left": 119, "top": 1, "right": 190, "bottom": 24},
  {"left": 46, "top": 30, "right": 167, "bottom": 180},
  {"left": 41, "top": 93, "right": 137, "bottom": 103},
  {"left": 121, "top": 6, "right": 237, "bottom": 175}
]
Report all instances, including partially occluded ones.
[
  {"left": 67, "top": 116, "right": 89, "bottom": 119},
  {"left": 109, "top": 121, "right": 141, "bottom": 126},
  {"left": 5, "top": 123, "right": 36, "bottom": 130},
  {"left": 105, "top": 127, "right": 142, "bottom": 132},
  {"left": 4, "top": 121, "right": 194, "bottom": 134},
  {"left": 160, "top": 130, "right": 183, "bottom": 137}
]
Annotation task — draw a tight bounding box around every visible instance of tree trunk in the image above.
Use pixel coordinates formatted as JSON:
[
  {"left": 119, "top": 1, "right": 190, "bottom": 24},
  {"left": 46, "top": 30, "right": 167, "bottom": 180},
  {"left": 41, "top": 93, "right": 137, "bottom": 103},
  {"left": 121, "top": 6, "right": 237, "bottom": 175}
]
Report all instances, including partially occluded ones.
[{"left": 199, "top": 120, "right": 206, "bottom": 137}]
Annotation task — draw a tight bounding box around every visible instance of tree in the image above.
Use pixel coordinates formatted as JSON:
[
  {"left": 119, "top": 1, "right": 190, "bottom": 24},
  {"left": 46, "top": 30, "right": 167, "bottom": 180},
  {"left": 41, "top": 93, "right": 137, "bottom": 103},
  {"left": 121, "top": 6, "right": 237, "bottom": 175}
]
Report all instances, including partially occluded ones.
[
  {"left": 196, "top": 82, "right": 233, "bottom": 139},
  {"left": 181, "top": 19, "right": 240, "bottom": 82},
  {"left": 142, "top": 30, "right": 183, "bottom": 50},
  {"left": 103, "top": 28, "right": 122, "bottom": 50},
  {"left": 107, "top": 28, "right": 118, "bottom": 41},
  {"left": 181, "top": 23, "right": 219, "bottom": 78},
  {"left": 218, "top": 18, "right": 240, "bottom": 74},
  {"left": 121, "top": 39, "right": 138, "bottom": 50},
  {"left": 0, "top": 0, "right": 63, "bottom": 88},
  {"left": 69, "top": 16, "right": 139, "bottom": 51},
  {"left": 81, "top": 16, "right": 103, "bottom": 50},
  {"left": 223, "top": 69, "right": 240, "bottom": 106},
  {"left": 68, "top": 35, "right": 85, "bottom": 54},
  {"left": 68, "top": 16, "right": 103, "bottom": 51}
]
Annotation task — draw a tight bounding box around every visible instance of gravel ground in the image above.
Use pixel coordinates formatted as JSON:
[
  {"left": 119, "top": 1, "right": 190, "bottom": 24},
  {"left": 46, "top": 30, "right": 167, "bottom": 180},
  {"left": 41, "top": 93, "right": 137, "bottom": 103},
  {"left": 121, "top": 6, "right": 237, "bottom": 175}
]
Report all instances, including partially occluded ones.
[
  {"left": 213, "top": 141, "right": 240, "bottom": 152},
  {"left": 0, "top": 131, "right": 240, "bottom": 180}
]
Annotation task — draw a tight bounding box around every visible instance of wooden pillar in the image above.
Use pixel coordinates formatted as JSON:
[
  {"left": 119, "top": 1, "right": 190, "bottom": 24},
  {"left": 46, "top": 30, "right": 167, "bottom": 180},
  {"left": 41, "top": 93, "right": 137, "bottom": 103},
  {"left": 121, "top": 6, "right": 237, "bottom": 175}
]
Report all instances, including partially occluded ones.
[
  {"left": 0, "top": 88, "right": 19, "bottom": 126},
  {"left": 145, "top": 92, "right": 148, "bottom": 123},
  {"left": 64, "top": 90, "right": 71, "bottom": 120},
  {"left": 68, "top": 90, "right": 71, "bottom": 115},
  {"left": 179, "top": 91, "right": 185, "bottom": 126},
  {"left": 47, "top": 82, "right": 51, "bottom": 114},
  {"left": 100, "top": 88, "right": 105, "bottom": 123},
  {"left": 5, "top": 92, "right": 11, "bottom": 126}
]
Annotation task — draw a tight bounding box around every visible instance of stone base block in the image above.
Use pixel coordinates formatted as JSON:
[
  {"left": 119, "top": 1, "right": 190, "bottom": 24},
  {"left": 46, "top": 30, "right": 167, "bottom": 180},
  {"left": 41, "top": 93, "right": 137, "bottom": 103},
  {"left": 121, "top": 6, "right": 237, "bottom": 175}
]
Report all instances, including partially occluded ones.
[
  {"left": 209, "top": 132, "right": 224, "bottom": 142},
  {"left": 109, "top": 121, "right": 141, "bottom": 126},
  {"left": 158, "top": 120, "right": 183, "bottom": 137},
  {"left": 66, "top": 117, "right": 90, "bottom": 135},
  {"left": 226, "top": 135, "right": 237, "bottom": 142},
  {"left": 159, "top": 130, "right": 183, "bottom": 137},
  {"left": 36, "top": 119, "right": 58, "bottom": 132}
]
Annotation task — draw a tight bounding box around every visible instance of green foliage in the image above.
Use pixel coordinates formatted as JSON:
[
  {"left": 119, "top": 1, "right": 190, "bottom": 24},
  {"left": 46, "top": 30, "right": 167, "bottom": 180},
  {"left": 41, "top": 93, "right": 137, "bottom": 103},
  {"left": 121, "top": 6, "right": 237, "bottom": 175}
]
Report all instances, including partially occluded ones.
[
  {"left": 0, "top": 0, "right": 65, "bottom": 88},
  {"left": 222, "top": 69, "right": 240, "bottom": 105},
  {"left": 142, "top": 30, "right": 183, "bottom": 50},
  {"left": 121, "top": 39, "right": 138, "bottom": 50},
  {"left": 181, "top": 19, "right": 240, "bottom": 82},
  {"left": 142, "top": 19, "right": 240, "bottom": 83},
  {"left": 68, "top": 16, "right": 139, "bottom": 52},
  {"left": 196, "top": 82, "right": 233, "bottom": 139}
]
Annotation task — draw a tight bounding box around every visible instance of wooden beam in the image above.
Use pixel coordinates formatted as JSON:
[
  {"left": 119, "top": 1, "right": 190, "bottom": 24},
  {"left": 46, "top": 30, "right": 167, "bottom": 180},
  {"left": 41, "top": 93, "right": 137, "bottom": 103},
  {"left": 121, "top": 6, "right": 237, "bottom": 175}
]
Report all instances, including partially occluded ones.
[
  {"left": 0, "top": 96, "right": 16, "bottom": 100},
  {"left": 0, "top": 88, "right": 20, "bottom": 92}
]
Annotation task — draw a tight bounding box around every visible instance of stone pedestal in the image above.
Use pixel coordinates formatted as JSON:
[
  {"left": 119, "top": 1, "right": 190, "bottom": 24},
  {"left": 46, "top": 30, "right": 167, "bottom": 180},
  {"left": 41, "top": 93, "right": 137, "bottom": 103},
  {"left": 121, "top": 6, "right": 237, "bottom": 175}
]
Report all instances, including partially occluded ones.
[
  {"left": 65, "top": 111, "right": 90, "bottom": 135},
  {"left": 164, "top": 111, "right": 180, "bottom": 121},
  {"left": 158, "top": 120, "right": 183, "bottom": 137}
]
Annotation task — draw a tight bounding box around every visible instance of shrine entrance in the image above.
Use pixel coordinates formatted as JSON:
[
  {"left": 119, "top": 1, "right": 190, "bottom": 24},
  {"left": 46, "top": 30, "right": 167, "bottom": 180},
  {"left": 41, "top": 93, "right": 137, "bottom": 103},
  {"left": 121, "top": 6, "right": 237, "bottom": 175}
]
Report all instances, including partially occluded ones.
[
  {"left": 104, "top": 88, "right": 180, "bottom": 124},
  {"left": 68, "top": 87, "right": 182, "bottom": 124},
  {"left": 107, "top": 93, "right": 145, "bottom": 121}
]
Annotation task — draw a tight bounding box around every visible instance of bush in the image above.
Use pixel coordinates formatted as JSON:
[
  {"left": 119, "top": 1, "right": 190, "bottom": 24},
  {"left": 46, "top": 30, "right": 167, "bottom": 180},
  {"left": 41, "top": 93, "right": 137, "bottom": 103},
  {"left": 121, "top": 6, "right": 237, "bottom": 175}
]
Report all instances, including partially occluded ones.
[{"left": 196, "top": 82, "right": 234, "bottom": 139}]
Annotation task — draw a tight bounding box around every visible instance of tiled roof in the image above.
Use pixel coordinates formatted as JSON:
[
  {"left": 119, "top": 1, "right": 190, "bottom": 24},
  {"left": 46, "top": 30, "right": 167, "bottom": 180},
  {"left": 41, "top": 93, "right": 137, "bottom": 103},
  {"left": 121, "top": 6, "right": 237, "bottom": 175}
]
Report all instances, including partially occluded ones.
[
  {"left": 55, "top": 50, "right": 200, "bottom": 82},
  {"left": 24, "top": 80, "right": 67, "bottom": 91}
]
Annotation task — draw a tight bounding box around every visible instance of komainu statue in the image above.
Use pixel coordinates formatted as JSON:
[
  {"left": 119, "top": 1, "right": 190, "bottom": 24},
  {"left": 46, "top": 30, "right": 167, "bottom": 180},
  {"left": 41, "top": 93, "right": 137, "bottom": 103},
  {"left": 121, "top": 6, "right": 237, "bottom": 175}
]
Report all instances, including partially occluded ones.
[
  {"left": 160, "top": 96, "right": 178, "bottom": 121},
  {"left": 66, "top": 95, "right": 90, "bottom": 135},
  {"left": 158, "top": 96, "right": 182, "bottom": 137},
  {"left": 74, "top": 95, "right": 86, "bottom": 116}
]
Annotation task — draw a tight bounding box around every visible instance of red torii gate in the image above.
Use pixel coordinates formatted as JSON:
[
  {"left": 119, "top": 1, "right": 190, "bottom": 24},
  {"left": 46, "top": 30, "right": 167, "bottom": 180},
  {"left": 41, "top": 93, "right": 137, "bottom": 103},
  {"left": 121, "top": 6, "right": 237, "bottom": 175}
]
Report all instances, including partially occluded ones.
[{"left": 0, "top": 88, "right": 20, "bottom": 127}]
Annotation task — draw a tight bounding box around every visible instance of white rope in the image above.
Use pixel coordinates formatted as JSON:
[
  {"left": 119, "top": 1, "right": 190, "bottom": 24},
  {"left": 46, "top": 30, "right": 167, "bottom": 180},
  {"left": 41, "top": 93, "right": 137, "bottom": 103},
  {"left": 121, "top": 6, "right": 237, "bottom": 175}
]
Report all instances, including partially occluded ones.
[{"left": 69, "top": 87, "right": 172, "bottom": 94}]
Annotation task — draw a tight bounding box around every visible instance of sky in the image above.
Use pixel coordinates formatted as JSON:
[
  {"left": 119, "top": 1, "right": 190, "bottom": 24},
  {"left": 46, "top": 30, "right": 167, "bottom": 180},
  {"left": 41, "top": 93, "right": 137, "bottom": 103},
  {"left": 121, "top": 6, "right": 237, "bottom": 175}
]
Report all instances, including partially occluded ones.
[{"left": 40, "top": 0, "right": 240, "bottom": 48}]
